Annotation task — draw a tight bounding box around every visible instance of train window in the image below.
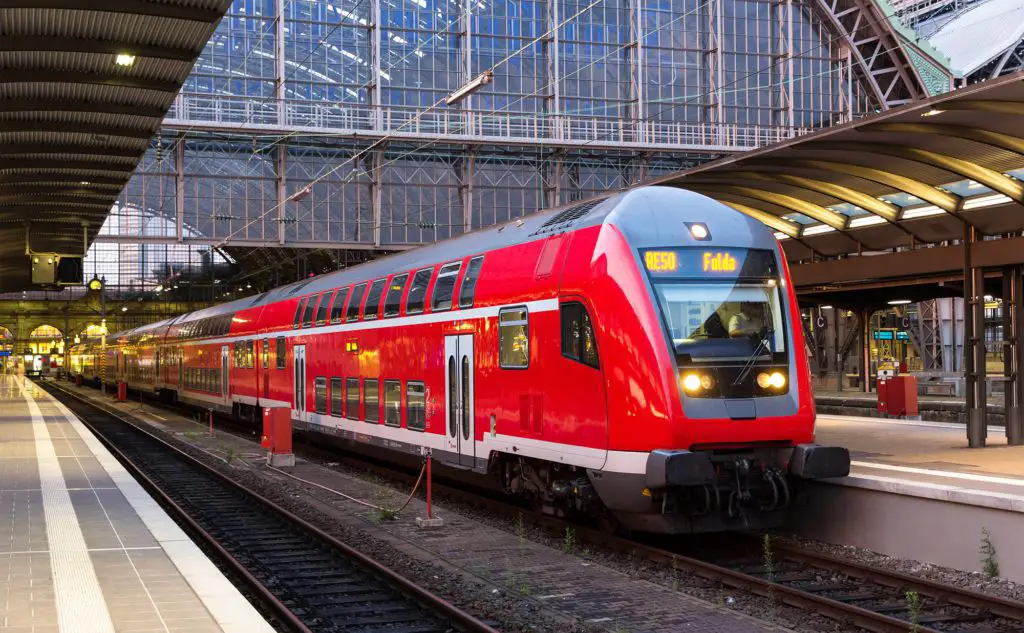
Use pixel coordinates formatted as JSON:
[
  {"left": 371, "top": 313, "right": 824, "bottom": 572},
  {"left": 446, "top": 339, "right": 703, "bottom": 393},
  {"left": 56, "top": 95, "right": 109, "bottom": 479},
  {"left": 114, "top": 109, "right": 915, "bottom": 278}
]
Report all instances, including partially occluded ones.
[
  {"left": 233, "top": 342, "right": 242, "bottom": 367},
  {"left": 302, "top": 294, "right": 318, "bottom": 328},
  {"left": 499, "top": 307, "right": 529, "bottom": 369},
  {"left": 262, "top": 340, "right": 269, "bottom": 369},
  {"left": 314, "top": 377, "right": 327, "bottom": 414},
  {"left": 405, "top": 268, "right": 432, "bottom": 315},
  {"left": 383, "top": 380, "right": 401, "bottom": 427},
  {"left": 458, "top": 256, "right": 484, "bottom": 309},
  {"left": 560, "top": 302, "right": 600, "bottom": 369},
  {"left": 315, "top": 290, "right": 332, "bottom": 325},
  {"left": 431, "top": 262, "right": 461, "bottom": 311},
  {"left": 330, "top": 377, "right": 344, "bottom": 417},
  {"left": 276, "top": 337, "right": 286, "bottom": 369},
  {"left": 407, "top": 382, "right": 425, "bottom": 431},
  {"left": 329, "top": 287, "right": 348, "bottom": 323},
  {"left": 346, "top": 283, "right": 367, "bottom": 322},
  {"left": 246, "top": 340, "right": 255, "bottom": 368},
  {"left": 383, "top": 274, "right": 408, "bottom": 318},
  {"left": 293, "top": 299, "right": 305, "bottom": 329},
  {"left": 363, "top": 279, "right": 386, "bottom": 320},
  {"left": 346, "top": 378, "right": 359, "bottom": 420},
  {"left": 364, "top": 379, "right": 379, "bottom": 423}
]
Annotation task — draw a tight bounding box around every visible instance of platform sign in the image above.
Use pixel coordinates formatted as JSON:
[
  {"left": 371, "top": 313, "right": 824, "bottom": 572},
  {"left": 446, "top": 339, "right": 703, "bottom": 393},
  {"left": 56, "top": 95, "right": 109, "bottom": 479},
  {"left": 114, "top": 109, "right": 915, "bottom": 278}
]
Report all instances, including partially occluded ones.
[
  {"left": 873, "top": 330, "right": 909, "bottom": 340},
  {"left": 0, "top": 350, "right": 9, "bottom": 357}
]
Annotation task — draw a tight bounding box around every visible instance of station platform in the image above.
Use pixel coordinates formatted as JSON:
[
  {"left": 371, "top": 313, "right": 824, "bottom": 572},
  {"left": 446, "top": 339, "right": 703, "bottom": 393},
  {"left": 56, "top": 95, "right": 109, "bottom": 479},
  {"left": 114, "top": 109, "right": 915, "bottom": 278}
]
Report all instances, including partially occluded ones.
[
  {"left": 796, "top": 413, "right": 1024, "bottom": 581},
  {"left": 0, "top": 374, "right": 274, "bottom": 633}
]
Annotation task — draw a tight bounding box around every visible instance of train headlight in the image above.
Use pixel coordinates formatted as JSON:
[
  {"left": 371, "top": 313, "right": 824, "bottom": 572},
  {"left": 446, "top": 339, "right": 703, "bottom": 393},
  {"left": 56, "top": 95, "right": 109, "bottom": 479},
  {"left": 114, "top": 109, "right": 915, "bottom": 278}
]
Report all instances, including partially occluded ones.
[
  {"left": 682, "top": 373, "right": 702, "bottom": 393},
  {"left": 700, "top": 374, "right": 715, "bottom": 390},
  {"left": 768, "top": 371, "right": 787, "bottom": 389},
  {"left": 757, "top": 371, "right": 787, "bottom": 390},
  {"left": 686, "top": 222, "right": 711, "bottom": 241}
]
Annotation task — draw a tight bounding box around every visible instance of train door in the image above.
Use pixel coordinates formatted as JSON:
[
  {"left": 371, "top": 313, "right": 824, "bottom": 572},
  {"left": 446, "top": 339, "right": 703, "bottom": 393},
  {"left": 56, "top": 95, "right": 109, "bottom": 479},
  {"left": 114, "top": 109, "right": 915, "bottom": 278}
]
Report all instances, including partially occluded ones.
[
  {"left": 221, "top": 345, "right": 229, "bottom": 404},
  {"left": 177, "top": 350, "right": 183, "bottom": 388},
  {"left": 262, "top": 338, "right": 270, "bottom": 399},
  {"left": 293, "top": 344, "right": 306, "bottom": 417},
  {"left": 443, "top": 334, "right": 475, "bottom": 467}
]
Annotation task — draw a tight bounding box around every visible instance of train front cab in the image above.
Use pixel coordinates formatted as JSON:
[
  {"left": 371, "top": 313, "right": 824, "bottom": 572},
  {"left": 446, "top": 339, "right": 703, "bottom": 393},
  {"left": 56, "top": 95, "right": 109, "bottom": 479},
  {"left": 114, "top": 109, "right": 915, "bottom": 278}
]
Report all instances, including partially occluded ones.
[{"left": 584, "top": 189, "right": 850, "bottom": 534}]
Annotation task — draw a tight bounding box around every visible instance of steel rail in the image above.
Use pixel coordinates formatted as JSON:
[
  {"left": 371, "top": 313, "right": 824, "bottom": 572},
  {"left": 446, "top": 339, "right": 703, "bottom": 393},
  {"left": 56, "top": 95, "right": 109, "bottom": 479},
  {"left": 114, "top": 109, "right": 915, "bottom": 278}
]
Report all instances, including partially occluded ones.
[{"left": 42, "top": 379, "right": 499, "bottom": 633}]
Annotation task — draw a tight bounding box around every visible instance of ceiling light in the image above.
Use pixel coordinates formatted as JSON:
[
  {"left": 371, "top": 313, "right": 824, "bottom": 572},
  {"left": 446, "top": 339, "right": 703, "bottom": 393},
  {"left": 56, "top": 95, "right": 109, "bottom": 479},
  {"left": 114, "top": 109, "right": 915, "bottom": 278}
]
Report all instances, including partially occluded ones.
[
  {"left": 115, "top": 53, "right": 136, "bottom": 67},
  {"left": 921, "top": 108, "right": 944, "bottom": 117},
  {"left": 121, "top": 306, "right": 128, "bottom": 312},
  {"left": 820, "top": 305, "right": 833, "bottom": 310},
  {"left": 80, "top": 181, "right": 89, "bottom": 186},
  {"left": 888, "top": 299, "right": 912, "bottom": 305}
]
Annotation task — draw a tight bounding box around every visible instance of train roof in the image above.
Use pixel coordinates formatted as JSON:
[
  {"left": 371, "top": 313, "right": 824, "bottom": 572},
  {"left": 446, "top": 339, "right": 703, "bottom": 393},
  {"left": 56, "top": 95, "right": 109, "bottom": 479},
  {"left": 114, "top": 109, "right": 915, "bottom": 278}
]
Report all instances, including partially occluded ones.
[{"left": 107, "top": 186, "right": 776, "bottom": 341}]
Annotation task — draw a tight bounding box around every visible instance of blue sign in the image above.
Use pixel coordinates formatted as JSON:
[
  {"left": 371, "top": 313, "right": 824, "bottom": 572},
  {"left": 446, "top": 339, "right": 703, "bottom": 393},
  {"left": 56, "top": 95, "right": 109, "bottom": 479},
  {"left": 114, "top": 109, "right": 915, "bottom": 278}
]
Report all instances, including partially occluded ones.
[{"left": 0, "top": 350, "right": 9, "bottom": 357}]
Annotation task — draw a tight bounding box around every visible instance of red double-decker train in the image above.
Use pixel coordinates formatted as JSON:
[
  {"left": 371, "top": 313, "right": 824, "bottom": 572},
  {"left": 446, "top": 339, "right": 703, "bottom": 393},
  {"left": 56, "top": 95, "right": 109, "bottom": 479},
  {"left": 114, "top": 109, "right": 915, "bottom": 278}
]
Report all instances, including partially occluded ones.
[{"left": 70, "top": 186, "right": 848, "bottom": 533}]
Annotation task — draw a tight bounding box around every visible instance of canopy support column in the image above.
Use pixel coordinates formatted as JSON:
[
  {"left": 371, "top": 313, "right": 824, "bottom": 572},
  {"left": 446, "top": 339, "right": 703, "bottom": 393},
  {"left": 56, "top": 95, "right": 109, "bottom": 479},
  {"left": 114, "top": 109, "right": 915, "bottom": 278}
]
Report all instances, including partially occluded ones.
[
  {"left": 964, "top": 224, "right": 987, "bottom": 447},
  {"left": 1004, "top": 266, "right": 1024, "bottom": 444}
]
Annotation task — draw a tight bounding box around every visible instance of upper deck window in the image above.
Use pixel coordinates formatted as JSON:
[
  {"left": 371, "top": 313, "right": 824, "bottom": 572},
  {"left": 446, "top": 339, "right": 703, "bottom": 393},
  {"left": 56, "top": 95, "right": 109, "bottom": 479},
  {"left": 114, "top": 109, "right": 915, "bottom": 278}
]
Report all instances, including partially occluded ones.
[
  {"left": 364, "top": 279, "right": 386, "bottom": 320},
  {"left": 458, "top": 256, "right": 484, "bottom": 309},
  {"left": 301, "top": 294, "right": 318, "bottom": 328},
  {"left": 329, "top": 288, "right": 348, "bottom": 323},
  {"left": 431, "top": 262, "right": 461, "bottom": 312},
  {"left": 346, "top": 284, "right": 366, "bottom": 322},
  {"left": 293, "top": 298, "right": 306, "bottom": 329},
  {"left": 315, "top": 290, "right": 332, "bottom": 325},
  {"left": 383, "top": 274, "right": 408, "bottom": 318},
  {"left": 406, "top": 268, "right": 433, "bottom": 315}
]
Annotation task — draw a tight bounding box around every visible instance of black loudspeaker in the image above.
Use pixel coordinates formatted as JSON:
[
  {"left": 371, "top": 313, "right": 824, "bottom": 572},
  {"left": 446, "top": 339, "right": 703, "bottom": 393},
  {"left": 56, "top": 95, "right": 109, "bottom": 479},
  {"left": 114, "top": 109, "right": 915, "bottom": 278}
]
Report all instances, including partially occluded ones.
[{"left": 55, "top": 256, "right": 84, "bottom": 284}]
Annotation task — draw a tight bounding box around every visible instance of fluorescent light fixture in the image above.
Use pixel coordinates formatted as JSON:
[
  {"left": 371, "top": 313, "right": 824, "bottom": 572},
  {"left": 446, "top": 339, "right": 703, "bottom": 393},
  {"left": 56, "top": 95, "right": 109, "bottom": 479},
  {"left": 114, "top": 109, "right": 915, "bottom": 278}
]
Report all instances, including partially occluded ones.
[
  {"left": 820, "top": 305, "right": 833, "bottom": 310},
  {"left": 445, "top": 71, "right": 494, "bottom": 106},
  {"left": 921, "top": 108, "right": 944, "bottom": 117},
  {"left": 115, "top": 53, "right": 136, "bottom": 67},
  {"left": 849, "top": 215, "right": 887, "bottom": 228},
  {"left": 773, "top": 232, "right": 790, "bottom": 240},
  {"left": 900, "top": 205, "right": 944, "bottom": 220},
  {"left": 121, "top": 306, "right": 128, "bottom": 312},
  {"left": 888, "top": 299, "right": 912, "bottom": 305},
  {"left": 963, "top": 193, "right": 1012, "bottom": 210},
  {"left": 984, "top": 295, "right": 994, "bottom": 301},
  {"left": 802, "top": 224, "right": 836, "bottom": 236},
  {"left": 79, "top": 181, "right": 89, "bottom": 186}
]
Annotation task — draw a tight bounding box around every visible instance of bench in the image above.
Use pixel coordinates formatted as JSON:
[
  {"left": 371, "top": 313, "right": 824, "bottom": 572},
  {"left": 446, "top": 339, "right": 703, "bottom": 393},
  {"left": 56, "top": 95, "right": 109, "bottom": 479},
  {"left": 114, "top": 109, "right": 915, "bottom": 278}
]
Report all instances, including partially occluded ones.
[{"left": 920, "top": 382, "right": 956, "bottom": 397}]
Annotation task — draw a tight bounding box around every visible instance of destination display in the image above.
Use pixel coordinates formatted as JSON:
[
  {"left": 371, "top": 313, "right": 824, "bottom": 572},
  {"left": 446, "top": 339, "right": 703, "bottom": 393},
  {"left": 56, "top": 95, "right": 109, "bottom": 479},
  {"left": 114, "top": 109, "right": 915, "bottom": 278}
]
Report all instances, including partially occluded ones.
[{"left": 642, "top": 248, "right": 778, "bottom": 280}]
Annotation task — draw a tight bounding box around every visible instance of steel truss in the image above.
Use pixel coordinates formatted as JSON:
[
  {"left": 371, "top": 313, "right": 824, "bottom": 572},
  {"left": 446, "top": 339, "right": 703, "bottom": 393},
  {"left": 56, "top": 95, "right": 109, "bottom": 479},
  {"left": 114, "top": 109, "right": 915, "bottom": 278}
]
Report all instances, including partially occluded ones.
[{"left": 109, "top": 0, "right": 947, "bottom": 254}]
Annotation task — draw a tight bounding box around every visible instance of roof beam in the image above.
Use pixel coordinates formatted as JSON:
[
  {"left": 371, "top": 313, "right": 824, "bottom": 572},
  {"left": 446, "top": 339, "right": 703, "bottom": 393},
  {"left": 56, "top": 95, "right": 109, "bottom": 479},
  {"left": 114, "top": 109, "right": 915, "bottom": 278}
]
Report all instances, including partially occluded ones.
[
  {"left": 686, "top": 171, "right": 900, "bottom": 221},
  {"left": 0, "top": 120, "right": 155, "bottom": 140},
  {"left": 0, "top": 195, "right": 113, "bottom": 206},
  {"left": 801, "top": 142, "right": 1024, "bottom": 205},
  {"left": 864, "top": 122, "right": 1024, "bottom": 155},
  {"left": 0, "top": 36, "right": 198, "bottom": 62},
  {"left": 0, "top": 184, "right": 120, "bottom": 196},
  {"left": 681, "top": 183, "right": 850, "bottom": 229},
  {"left": 0, "top": 174, "right": 125, "bottom": 186},
  {"left": 0, "top": 70, "right": 181, "bottom": 93},
  {"left": 0, "top": 99, "right": 167, "bottom": 118},
  {"left": 713, "top": 200, "right": 802, "bottom": 237},
  {"left": 938, "top": 100, "right": 1024, "bottom": 116},
  {"left": 0, "top": 158, "right": 135, "bottom": 172},
  {"left": 0, "top": 144, "right": 141, "bottom": 158},
  {"left": 740, "top": 158, "right": 962, "bottom": 213},
  {"left": 0, "top": 1, "right": 226, "bottom": 22}
]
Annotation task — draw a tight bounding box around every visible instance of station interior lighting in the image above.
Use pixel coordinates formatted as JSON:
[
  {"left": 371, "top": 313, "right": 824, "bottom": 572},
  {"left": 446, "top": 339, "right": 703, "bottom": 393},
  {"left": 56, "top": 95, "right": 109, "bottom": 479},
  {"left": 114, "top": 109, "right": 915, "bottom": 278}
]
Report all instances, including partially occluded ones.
[
  {"left": 121, "top": 306, "right": 128, "bottom": 312},
  {"left": 819, "top": 305, "right": 833, "bottom": 310},
  {"left": 887, "top": 299, "right": 912, "bottom": 305},
  {"left": 115, "top": 53, "right": 136, "bottom": 67},
  {"left": 921, "top": 108, "right": 944, "bottom": 117}
]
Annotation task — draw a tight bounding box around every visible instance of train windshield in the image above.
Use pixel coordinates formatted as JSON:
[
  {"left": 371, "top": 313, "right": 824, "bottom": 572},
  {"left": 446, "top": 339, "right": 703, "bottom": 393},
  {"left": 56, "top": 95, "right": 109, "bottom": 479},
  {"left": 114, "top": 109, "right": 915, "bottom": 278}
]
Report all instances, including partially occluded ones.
[{"left": 652, "top": 282, "right": 786, "bottom": 364}]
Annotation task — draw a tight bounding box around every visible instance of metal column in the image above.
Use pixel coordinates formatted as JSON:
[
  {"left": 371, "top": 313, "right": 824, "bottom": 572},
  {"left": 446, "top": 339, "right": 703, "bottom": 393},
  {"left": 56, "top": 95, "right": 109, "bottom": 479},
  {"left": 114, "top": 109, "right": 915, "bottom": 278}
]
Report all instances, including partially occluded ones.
[
  {"left": 861, "top": 308, "right": 871, "bottom": 393},
  {"left": 964, "top": 225, "right": 987, "bottom": 447},
  {"left": 1004, "top": 266, "right": 1024, "bottom": 444}
]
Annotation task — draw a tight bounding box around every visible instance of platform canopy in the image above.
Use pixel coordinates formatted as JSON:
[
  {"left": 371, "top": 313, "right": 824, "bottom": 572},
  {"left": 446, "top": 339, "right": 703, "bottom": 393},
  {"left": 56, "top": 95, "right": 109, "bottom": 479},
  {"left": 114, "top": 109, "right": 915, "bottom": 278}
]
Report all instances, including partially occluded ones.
[
  {"left": 651, "top": 71, "right": 1024, "bottom": 264},
  {"left": 0, "top": 0, "right": 231, "bottom": 292}
]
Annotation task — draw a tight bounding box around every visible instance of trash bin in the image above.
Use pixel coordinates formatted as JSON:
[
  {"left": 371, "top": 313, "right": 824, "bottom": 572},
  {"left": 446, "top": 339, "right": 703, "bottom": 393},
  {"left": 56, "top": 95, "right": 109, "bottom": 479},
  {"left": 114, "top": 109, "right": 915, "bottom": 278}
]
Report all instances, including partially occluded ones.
[{"left": 887, "top": 375, "right": 919, "bottom": 418}]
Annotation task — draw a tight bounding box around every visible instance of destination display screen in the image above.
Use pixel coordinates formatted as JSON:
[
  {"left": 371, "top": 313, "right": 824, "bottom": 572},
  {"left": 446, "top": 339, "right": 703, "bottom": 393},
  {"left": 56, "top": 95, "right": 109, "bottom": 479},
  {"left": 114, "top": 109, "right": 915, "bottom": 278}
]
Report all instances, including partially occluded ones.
[{"left": 642, "top": 248, "right": 778, "bottom": 279}]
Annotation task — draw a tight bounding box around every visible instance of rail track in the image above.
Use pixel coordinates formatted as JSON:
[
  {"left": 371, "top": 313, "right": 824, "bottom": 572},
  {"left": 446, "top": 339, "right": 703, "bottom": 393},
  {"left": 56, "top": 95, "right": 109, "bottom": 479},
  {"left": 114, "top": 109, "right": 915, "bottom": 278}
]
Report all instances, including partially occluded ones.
[
  {"left": 53, "top": 377, "right": 1024, "bottom": 633},
  {"left": 40, "top": 379, "right": 498, "bottom": 633}
]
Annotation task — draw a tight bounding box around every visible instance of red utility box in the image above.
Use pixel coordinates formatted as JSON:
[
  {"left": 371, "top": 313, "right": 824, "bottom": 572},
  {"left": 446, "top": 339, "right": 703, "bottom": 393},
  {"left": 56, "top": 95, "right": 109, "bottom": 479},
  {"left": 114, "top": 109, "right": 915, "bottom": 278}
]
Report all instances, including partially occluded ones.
[
  {"left": 261, "top": 406, "right": 295, "bottom": 467},
  {"left": 75, "top": 374, "right": 82, "bottom": 387},
  {"left": 876, "top": 378, "right": 888, "bottom": 414},
  {"left": 886, "top": 375, "right": 919, "bottom": 417},
  {"left": 117, "top": 381, "right": 127, "bottom": 402}
]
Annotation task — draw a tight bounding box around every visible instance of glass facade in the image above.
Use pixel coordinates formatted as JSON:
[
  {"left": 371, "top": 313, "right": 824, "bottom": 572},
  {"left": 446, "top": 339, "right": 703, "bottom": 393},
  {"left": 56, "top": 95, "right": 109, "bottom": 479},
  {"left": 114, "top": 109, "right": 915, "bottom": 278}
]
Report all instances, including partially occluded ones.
[{"left": 109, "top": 0, "right": 874, "bottom": 259}]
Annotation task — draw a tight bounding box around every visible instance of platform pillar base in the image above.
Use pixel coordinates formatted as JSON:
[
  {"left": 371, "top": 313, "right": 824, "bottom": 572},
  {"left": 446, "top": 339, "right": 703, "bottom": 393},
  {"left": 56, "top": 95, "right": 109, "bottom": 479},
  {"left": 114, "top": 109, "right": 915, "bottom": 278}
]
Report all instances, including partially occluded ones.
[
  {"left": 968, "top": 408, "right": 987, "bottom": 448},
  {"left": 415, "top": 516, "right": 444, "bottom": 529},
  {"left": 266, "top": 452, "right": 295, "bottom": 467}
]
